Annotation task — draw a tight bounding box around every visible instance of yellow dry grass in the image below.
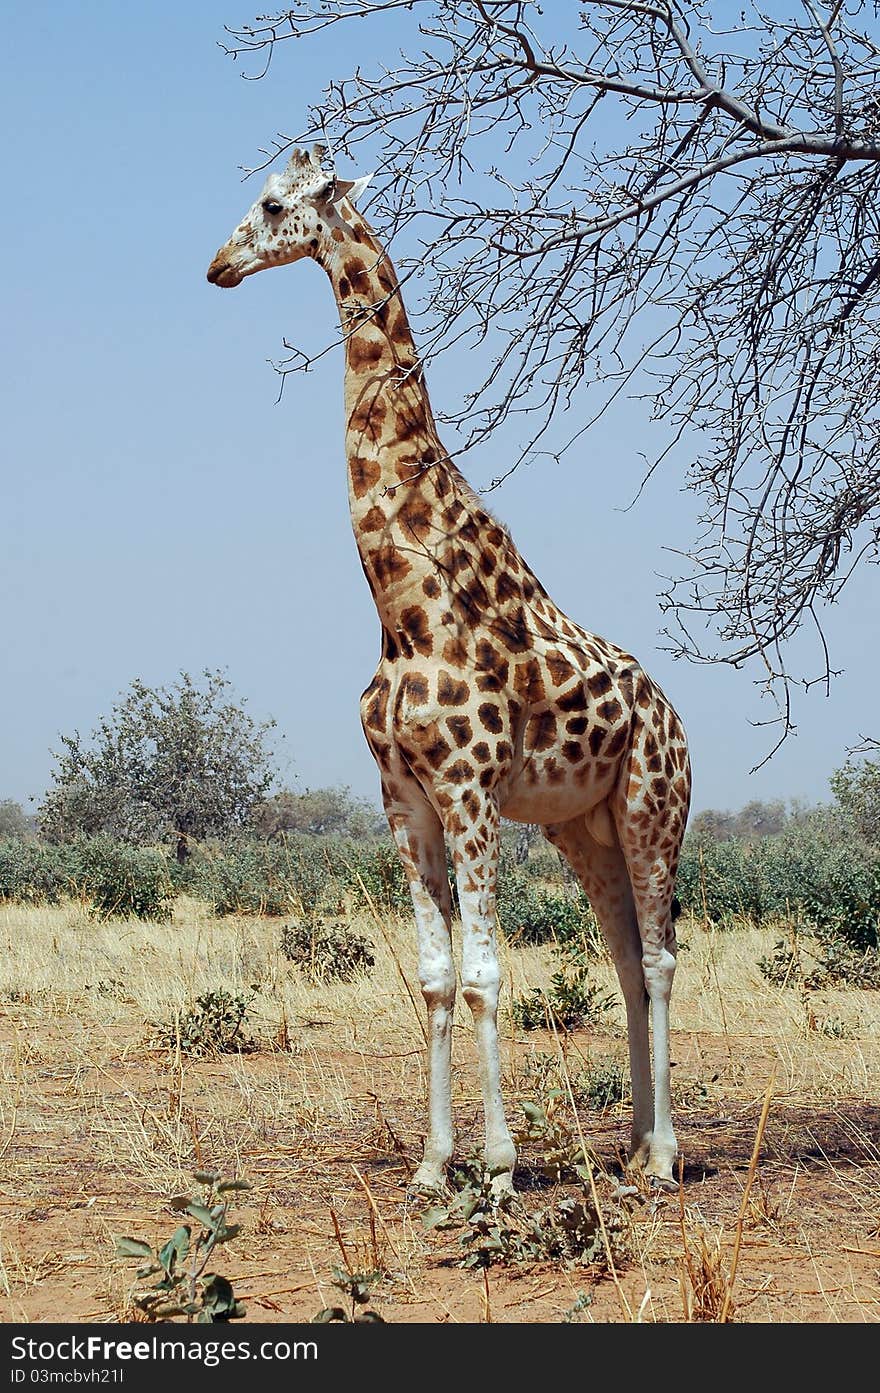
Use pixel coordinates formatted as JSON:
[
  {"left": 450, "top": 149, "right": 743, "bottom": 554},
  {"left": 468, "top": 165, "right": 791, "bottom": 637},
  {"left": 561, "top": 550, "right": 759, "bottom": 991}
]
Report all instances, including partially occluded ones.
[{"left": 0, "top": 896, "right": 878, "bottom": 1323}]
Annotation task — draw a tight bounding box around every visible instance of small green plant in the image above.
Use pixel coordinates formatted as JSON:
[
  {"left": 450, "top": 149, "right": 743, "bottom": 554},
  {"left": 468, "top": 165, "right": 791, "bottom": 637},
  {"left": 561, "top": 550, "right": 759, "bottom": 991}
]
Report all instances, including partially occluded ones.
[
  {"left": 581, "top": 1060, "right": 628, "bottom": 1111},
  {"left": 515, "top": 1096, "right": 596, "bottom": 1184},
  {"left": 153, "top": 989, "right": 259, "bottom": 1056},
  {"left": 511, "top": 964, "right": 616, "bottom": 1032},
  {"left": 758, "top": 937, "right": 801, "bottom": 988},
  {"left": 817, "top": 1014, "right": 855, "bottom": 1039},
  {"left": 514, "top": 1052, "right": 627, "bottom": 1113},
  {"left": 87, "top": 977, "right": 130, "bottom": 1002},
  {"left": 563, "top": 1290, "right": 594, "bottom": 1322},
  {"left": 115, "top": 1172, "right": 251, "bottom": 1322},
  {"left": 420, "top": 1150, "right": 629, "bottom": 1271},
  {"left": 759, "top": 932, "right": 880, "bottom": 991},
  {"left": 280, "top": 919, "right": 375, "bottom": 981},
  {"left": 312, "top": 1267, "right": 385, "bottom": 1323}
]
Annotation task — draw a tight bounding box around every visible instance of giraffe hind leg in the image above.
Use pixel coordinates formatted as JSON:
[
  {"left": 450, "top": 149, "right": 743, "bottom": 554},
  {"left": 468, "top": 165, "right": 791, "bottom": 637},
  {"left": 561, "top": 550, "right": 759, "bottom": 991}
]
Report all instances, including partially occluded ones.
[
  {"left": 613, "top": 769, "right": 687, "bottom": 1186},
  {"left": 541, "top": 817, "right": 656, "bottom": 1174}
]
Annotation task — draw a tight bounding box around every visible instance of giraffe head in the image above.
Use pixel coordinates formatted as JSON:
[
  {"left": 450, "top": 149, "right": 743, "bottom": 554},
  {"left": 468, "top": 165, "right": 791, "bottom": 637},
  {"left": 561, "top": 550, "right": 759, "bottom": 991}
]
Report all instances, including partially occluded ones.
[{"left": 207, "top": 144, "right": 373, "bottom": 288}]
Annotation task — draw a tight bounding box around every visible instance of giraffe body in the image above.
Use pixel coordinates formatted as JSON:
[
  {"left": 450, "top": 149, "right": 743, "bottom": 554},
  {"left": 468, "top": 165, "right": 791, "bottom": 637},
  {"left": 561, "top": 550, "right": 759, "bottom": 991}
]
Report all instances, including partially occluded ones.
[{"left": 208, "top": 147, "right": 691, "bottom": 1190}]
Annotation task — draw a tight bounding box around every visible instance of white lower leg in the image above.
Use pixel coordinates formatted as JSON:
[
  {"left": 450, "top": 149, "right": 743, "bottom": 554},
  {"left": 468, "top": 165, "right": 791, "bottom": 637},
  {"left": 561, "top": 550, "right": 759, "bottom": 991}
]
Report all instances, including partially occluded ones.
[
  {"left": 412, "top": 984, "right": 455, "bottom": 1189},
  {"left": 643, "top": 946, "right": 677, "bottom": 1182},
  {"left": 385, "top": 803, "right": 456, "bottom": 1193},
  {"left": 460, "top": 921, "right": 516, "bottom": 1189},
  {"left": 411, "top": 913, "right": 456, "bottom": 1189},
  {"left": 620, "top": 981, "right": 654, "bottom": 1165}
]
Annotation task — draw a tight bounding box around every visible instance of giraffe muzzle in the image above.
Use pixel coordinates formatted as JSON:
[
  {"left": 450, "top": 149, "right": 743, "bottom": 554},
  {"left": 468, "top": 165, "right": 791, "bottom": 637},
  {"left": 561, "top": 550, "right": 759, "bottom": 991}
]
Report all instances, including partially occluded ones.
[{"left": 206, "top": 254, "right": 243, "bottom": 288}]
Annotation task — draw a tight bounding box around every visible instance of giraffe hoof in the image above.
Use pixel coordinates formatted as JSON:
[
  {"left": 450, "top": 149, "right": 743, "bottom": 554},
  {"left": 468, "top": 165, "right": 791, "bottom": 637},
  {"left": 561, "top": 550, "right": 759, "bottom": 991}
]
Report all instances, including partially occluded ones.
[
  {"left": 489, "top": 1169, "right": 517, "bottom": 1202},
  {"left": 408, "top": 1164, "right": 449, "bottom": 1200},
  {"left": 647, "top": 1172, "right": 679, "bottom": 1193}
]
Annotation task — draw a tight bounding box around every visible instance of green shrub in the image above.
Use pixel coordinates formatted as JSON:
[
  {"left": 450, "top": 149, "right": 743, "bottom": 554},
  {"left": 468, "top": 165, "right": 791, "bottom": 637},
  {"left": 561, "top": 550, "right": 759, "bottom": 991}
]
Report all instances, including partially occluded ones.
[
  {"left": 0, "top": 839, "right": 75, "bottom": 905},
  {"left": 0, "top": 836, "right": 173, "bottom": 920},
  {"left": 194, "top": 842, "right": 296, "bottom": 917},
  {"left": 191, "top": 838, "right": 335, "bottom": 917},
  {"left": 496, "top": 869, "right": 600, "bottom": 948},
  {"left": 72, "top": 837, "right": 173, "bottom": 921},
  {"left": 327, "top": 839, "right": 413, "bottom": 913},
  {"left": 580, "top": 1059, "right": 628, "bottom": 1111},
  {"left": 759, "top": 932, "right": 880, "bottom": 990},
  {"left": 511, "top": 965, "right": 617, "bottom": 1032},
  {"left": 115, "top": 1172, "right": 251, "bottom": 1322},
  {"left": 191, "top": 835, "right": 391, "bottom": 918},
  {"left": 420, "top": 1150, "right": 629, "bottom": 1271},
  {"left": 280, "top": 919, "right": 375, "bottom": 981},
  {"left": 677, "top": 822, "right": 880, "bottom": 949},
  {"left": 153, "top": 990, "right": 258, "bottom": 1055}
]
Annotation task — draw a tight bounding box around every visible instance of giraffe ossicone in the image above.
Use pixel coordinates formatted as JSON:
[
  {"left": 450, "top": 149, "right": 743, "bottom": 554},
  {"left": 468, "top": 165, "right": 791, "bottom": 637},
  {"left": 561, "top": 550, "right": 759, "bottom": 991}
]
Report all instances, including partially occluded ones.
[{"left": 208, "top": 148, "right": 692, "bottom": 1192}]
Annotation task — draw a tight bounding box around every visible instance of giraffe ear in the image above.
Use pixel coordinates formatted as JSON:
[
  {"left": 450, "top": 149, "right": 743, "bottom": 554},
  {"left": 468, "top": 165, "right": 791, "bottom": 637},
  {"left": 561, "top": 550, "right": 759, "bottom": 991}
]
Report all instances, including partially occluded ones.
[{"left": 332, "top": 173, "right": 373, "bottom": 206}]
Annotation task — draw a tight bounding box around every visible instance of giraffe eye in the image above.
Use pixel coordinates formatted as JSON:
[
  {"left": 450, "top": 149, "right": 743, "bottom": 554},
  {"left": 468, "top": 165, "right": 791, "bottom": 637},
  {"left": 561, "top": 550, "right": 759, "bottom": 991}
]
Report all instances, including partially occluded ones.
[{"left": 262, "top": 199, "right": 284, "bottom": 216}]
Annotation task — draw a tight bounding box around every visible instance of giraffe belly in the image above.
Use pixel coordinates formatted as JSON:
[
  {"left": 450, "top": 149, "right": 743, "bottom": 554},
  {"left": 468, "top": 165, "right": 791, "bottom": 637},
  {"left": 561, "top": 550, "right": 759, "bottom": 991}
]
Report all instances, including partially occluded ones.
[{"left": 500, "top": 760, "right": 618, "bottom": 826}]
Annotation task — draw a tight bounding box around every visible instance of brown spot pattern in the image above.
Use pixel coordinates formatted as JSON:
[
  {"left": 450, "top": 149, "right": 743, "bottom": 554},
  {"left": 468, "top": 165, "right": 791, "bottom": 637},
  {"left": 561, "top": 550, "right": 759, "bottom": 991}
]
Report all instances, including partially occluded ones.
[
  {"left": 478, "top": 702, "right": 503, "bottom": 734},
  {"left": 437, "top": 670, "right": 470, "bottom": 706},
  {"left": 446, "top": 759, "right": 475, "bottom": 784},
  {"left": 547, "top": 651, "right": 576, "bottom": 686},
  {"left": 525, "top": 711, "right": 557, "bottom": 753},
  {"left": 358, "top": 505, "right": 386, "bottom": 533},
  {"left": 489, "top": 606, "right": 529, "bottom": 653},
  {"left": 475, "top": 639, "right": 509, "bottom": 693},
  {"left": 369, "top": 545, "right": 411, "bottom": 587},
  {"left": 400, "top": 496, "right": 433, "bottom": 540},
  {"left": 442, "top": 636, "right": 468, "bottom": 668},
  {"left": 446, "top": 715, "right": 473, "bottom": 747},
  {"left": 348, "top": 335, "right": 385, "bottom": 372},
  {"left": 421, "top": 730, "right": 451, "bottom": 769},
  {"left": 350, "top": 455, "right": 382, "bottom": 497},
  {"left": 401, "top": 605, "right": 433, "bottom": 657},
  {"left": 348, "top": 399, "right": 386, "bottom": 442},
  {"left": 514, "top": 658, "right": 546, "bottom": 705}
]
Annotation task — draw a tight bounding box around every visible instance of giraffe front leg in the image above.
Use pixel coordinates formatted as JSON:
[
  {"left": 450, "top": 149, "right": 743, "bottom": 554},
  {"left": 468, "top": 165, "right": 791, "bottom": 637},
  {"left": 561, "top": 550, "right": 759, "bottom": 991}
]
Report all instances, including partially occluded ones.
[
  {"left": 384, "top": 793, "right": 456, "bottom": 1194},
  {"left": 448, "top": 800, "right": 517, "bottom": 1197}
]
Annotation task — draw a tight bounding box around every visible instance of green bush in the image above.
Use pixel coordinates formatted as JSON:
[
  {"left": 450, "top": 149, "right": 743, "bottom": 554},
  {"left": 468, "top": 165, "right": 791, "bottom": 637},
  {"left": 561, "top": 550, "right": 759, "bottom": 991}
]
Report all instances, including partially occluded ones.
[
  {"left": 153, "top": 990, "right": 258, "bottom": 1055},
  {"left": 511, "top": 965, "right": 617, "bottom": 1032},
  {"left": 758, "top": 933, "right": 880, "bottom": 990},
  {"left": 193, "top": 842, "right": 298, "bottom": 917},
  {"left": 326, "top": 839, "right": 413, "bottom": 913},
  {"left": 0, "top": 836, "right": 172, "bottom": 921},
  {"left": 0, "top": 839, "right": 75, "bottom": 904},
  {"left": 496, "top": 868, "right": 599, "bottom": 947},
  {"left": 191, "top": 835, "right": 406, "bottom": 918},
  {"left": 677, "top": 821, "right": 880, "bottom": 949},
  {"left": 72, "top": 837, "right": 174, "bottom": 921},
  {"left": 280, "top": 919, "right": 375, "bottom": 981},
  {"left": 115, "top": 1172, "right": 251, "bottom": 1322}
]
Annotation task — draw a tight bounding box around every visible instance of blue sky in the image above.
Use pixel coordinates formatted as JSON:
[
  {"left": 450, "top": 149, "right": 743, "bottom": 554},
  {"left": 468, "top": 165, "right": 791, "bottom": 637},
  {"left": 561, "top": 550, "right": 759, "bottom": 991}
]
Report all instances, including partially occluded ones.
[{"left": 2, "top": 2, "right": 876, "bottom": 817}]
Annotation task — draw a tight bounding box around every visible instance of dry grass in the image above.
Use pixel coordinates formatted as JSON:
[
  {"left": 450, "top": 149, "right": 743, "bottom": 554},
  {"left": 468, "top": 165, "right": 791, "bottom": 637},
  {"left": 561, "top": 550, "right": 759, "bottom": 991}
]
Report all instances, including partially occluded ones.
[{"left": 0, "top": 897, "right": 878, "bottom": 1323}]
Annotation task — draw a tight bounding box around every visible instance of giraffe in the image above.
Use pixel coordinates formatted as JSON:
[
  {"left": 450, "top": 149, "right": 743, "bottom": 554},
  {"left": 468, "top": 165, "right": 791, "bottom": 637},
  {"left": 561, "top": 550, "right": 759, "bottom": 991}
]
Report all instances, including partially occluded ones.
[{"left": 207, "top": 146, "right": 692, "bottom": 1193}]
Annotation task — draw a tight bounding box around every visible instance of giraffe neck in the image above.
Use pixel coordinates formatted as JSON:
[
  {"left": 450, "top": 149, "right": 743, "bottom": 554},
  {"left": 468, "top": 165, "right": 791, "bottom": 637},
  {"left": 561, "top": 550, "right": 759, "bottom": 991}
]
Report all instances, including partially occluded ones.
[{"left": 321, "top": 208, "right": 484, "bottom": 634}]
